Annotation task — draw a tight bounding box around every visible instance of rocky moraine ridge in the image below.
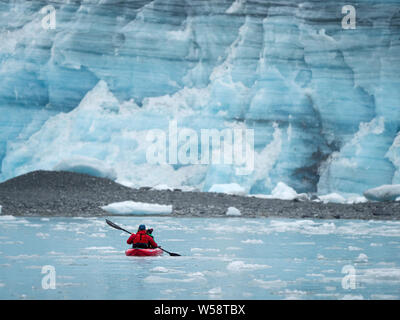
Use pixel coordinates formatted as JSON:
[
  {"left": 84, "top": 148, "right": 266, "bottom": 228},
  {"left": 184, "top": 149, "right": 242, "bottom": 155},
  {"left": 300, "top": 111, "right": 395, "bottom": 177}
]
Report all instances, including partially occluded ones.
[{"left": 0, "top": 171, "right": 399, "bottom": 220}]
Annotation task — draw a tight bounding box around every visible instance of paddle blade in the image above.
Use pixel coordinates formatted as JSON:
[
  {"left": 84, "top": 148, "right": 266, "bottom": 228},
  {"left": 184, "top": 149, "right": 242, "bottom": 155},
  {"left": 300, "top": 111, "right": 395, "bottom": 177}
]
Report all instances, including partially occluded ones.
[
  {"left": 159, "top": 247, "right": 181, "bottom": 256},
  {"left": 105, "top": 219, "right": 120, "bottom": 230},
  {"left": 169, "top": 252, "right": 181, "bottom": 256},
  {"left": 105, "top": 219, "right": 132, "bottom": 234}
]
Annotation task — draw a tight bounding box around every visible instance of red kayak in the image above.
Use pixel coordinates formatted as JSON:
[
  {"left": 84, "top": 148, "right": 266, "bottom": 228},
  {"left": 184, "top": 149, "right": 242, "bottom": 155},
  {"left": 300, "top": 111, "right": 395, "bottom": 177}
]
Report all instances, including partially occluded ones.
[{"left": 125, "top": 248, "right": 163, "bottom": 256}]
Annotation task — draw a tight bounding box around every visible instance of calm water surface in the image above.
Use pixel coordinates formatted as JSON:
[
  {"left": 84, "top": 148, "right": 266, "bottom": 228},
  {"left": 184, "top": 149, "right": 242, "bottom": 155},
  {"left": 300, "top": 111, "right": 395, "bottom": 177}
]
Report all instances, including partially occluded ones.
[{"left": 0, "top": 215, "right": 399, "bottom": 299}]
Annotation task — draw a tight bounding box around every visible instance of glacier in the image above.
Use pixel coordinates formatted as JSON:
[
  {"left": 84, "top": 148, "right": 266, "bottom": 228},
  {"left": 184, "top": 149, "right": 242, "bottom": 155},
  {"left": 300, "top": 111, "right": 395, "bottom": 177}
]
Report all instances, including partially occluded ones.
[{"left": 0, "top": 0, "right": 399, "bottom": 197}]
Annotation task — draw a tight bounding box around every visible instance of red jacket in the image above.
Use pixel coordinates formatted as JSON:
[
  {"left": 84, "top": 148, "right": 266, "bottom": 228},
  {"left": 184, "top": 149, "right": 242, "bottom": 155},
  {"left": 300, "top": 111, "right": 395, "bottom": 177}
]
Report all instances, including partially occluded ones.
[{"left": 127, "top": 230, "right": 158, "bottom": 248}]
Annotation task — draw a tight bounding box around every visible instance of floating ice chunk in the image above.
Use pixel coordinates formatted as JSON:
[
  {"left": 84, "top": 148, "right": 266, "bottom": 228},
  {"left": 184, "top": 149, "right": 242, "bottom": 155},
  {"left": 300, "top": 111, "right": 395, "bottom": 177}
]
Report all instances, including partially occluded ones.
[
  {"left": 241, "top": 239, "right": 264, "bottom": 244},
  {"left": 358, "top": 267, "right": 400, "bottom": 284},
  {"left": 319, "top": 193, "right": 346, "bottom": 204},
  {"left": 370, "top": 243, "right": 383, "bottom": 247},
  {"left": 84, "top": 246, "right": 115, "bottom": 250},
  {"left": 226, "top": 207, "right": 241, "bottom": 216},
  {"left": 363, "top": 184, "right": 400, "bottom": 202},
  {"left": 151, "top": 267, "right": 170, "bottom": 273},
  {"left": 227, "top": 261, "right": 271, "bottom": 272},
  {"left": 208, "top": 183, "right": 246, "bottom": 195},
  {"left": 101, "top": 201, "right": 172, "bottom": 215},
  {"left": 89, "top": 233, "right": 106, "bottom": 238},
  {"left": 54, "top": 156, "right": 117, "bottom": 180},
  {"left": 348, "top": 246, "right": 362, "bottom": 251},
  {"left": 191, "top": 248, "right": 220, "bottom": 253},
  {"left": 35, "top": 233, "right": 49, "bottom": 239},
  {"left": 356, "top": 253, "right": 368, "bottom": 263}
]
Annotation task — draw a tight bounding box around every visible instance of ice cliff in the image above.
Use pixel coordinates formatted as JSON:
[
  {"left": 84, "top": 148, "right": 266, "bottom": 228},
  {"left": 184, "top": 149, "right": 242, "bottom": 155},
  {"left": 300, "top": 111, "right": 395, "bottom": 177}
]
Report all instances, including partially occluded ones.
[{"left": 0, "top": 0, "right": 399, "bottom": 196}]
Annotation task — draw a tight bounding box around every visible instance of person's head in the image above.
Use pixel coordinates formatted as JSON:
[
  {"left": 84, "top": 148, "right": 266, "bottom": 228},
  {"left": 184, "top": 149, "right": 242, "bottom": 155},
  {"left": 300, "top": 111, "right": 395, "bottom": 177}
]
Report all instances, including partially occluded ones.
[
  {"left": 147, "top": 228, "right": 153, "bottom": 234},
  {"left": 138, "top": 224, "right": 146, "bottom": 231}
]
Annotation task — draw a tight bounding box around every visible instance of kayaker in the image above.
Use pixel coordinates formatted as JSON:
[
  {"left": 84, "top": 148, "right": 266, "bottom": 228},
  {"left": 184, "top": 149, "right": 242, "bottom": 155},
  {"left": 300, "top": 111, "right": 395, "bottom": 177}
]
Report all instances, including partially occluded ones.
[
  {"left": 147, "top": 228, "right": 154, "bottom": 238},
  {"left": 146, "top": 228, "right": 157, "bottom": 248},
  {"left": 127, "top": 224, "right": 159, "bottom": 249}
]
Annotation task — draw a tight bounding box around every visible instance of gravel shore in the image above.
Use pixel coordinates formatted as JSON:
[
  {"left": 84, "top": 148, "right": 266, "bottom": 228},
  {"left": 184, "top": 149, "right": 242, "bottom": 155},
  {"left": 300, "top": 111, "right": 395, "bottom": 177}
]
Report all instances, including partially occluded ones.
[{"left": 0, "top": 170, "right": 399, "bottom": 220}]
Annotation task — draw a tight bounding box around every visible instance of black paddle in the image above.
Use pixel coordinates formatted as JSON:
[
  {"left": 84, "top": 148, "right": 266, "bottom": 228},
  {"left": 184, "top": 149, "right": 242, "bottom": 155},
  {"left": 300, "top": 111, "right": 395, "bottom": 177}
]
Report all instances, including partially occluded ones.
[{"left": 105, "top": 219, "right": 181, "bottom": 256}]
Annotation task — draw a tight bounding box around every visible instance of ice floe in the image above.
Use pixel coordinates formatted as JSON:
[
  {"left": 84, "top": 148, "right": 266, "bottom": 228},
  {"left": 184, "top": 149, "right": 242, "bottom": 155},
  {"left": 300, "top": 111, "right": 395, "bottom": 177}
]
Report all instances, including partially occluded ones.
[
  {"left": 363, "top": 184, "right": 400, "bottom": 202},
  {"left": 101, "top": 201, "right": 172, "bottom": 215}
]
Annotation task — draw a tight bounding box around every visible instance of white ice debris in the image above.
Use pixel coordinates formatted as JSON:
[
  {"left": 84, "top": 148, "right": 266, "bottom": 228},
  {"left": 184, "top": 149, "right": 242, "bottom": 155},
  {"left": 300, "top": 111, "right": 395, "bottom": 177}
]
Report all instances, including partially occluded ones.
[
  {"left": 208, "top": 183, "right": 246, "bottom": 195},
  {"left": 101, "top": 201, "right": 172, "bottom": 215},
  {"left": 250, "top": 182, "right": 309, "bottom": 201},
  {"left": 226, "top": 207, "right": 241, "bottom": 216},
  {"left": 241, "top": 239, "right": 264, "bottom": 244},
  {"left": 356, "top": 253, "right": 368, "bottom": 263},
  {"left": 318, "top": 193, "right": 346, "bottom": 204},
  {"left": 226, "top": 261, "right": 271, "bottom": 272},
  {"left": 363, "top": 184, "right": 400, "bottom": 202}
]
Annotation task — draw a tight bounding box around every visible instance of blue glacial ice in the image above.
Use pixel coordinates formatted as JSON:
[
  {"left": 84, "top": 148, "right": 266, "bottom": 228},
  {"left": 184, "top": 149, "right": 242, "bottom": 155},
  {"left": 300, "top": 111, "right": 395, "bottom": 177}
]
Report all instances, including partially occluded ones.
[{"left": 0, "top": 0, "right": 399, "bottom": 198}]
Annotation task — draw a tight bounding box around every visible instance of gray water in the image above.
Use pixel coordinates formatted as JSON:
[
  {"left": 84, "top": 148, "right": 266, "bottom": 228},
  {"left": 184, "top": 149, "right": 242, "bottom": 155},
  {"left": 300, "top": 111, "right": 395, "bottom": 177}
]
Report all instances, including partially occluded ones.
[{"left": 0, "top": 215, "right": 400, "bottom": 299}]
